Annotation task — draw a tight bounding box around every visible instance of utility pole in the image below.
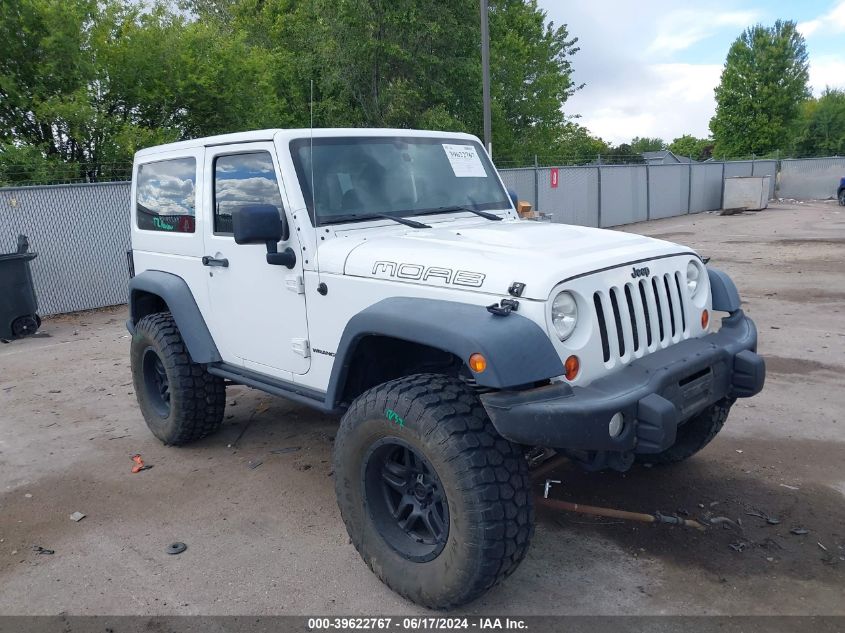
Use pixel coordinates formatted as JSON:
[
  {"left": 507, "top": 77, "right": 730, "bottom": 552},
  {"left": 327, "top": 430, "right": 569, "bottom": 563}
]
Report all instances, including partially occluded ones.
[{"left": 480, "top": 0, "right": 492, "bottom": 156}]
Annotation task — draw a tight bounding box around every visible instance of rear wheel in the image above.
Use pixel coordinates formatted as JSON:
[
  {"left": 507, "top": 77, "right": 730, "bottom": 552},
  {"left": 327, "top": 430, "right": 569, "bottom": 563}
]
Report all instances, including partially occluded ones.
[
  {"left": 638, "top": 399, "right": 733, "bottom": 465},
  {"left": 333, "top": 374, "right": 534, "bottom": 609},
  {"left": 130, "top": 312, "right": 225, "bottom": 445},
  {"left": 838, "top": 189, "right": 845, "bottom": 206}
]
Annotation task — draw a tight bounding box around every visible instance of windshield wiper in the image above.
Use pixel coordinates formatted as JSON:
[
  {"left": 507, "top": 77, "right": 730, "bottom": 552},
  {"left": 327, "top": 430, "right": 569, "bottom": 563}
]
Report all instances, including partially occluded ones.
[
  {"left": 373, "top": 214, "right": 431, "bottom": 229},
  {"left": 425, "top": 206, "right": 503, "bottom": 221},
  {"left": 318, "top": 212, "right": 430, "bottom": 228}
]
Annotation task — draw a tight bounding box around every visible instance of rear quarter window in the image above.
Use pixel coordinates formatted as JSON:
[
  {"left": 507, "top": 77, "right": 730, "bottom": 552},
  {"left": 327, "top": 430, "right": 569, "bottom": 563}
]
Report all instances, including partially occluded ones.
[{"left": 136, "top": 157, "right": 197, "bottom": 233}]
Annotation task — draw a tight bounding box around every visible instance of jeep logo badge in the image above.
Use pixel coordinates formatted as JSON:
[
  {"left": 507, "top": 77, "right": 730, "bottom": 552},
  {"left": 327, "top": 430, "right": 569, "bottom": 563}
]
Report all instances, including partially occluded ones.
[{"left": 631, "top": 266, "right": 650, "bottom": 279}]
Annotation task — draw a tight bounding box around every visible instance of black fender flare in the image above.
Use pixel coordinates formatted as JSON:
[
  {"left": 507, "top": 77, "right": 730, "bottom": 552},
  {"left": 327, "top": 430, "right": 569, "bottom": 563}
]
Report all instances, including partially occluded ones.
[
  {"left": 707, "top": 268, "right": 741, "bottom": 313},
  {"left": 325, "top": 297, "right": 564, "bottom": 407},
  {"left": 126, "top": 270, "right": 221, "bottom": 364}
]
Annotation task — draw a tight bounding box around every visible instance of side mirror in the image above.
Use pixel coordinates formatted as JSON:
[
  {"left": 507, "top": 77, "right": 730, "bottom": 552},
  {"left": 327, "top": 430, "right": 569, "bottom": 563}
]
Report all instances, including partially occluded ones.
[
  {"left": 507, "top": 188, "right": 519, "bottom": 209},
  {"left": 232, "top": 204, "right": 283, "bottom": 244},
  {"left": 232, "top": 204, "right": 296, "bottom": 269}
]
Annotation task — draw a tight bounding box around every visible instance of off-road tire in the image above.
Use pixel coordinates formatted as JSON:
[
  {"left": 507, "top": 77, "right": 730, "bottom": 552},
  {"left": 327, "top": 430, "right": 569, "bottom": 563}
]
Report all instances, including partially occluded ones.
[
  {"left": 838, "top": 189, "right": 845, "bottom": 206},
  {"left": 130, "top": 312, "right": 225, "bottom": 445},
  {"left": 638, "top": 398, "right": 733, "bottom": 465},
  {"left": 333, "top": 374, "right": 534, "bottom": 609}
]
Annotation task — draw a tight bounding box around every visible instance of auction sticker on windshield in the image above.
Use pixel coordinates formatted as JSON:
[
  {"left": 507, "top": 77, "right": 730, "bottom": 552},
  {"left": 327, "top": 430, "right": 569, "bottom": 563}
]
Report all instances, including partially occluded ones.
[{"left": 442, "top": 144, "right": 487, "bottom": 178}]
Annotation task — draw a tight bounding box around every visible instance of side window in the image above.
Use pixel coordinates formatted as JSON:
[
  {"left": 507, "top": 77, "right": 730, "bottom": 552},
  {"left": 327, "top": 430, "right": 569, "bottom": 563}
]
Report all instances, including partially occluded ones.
[
  {"left": 214, "top": 152, "right": 284, "bottom": 234},
  {"left": 136, "top": 157, "right": 197, "bottom": 233}
]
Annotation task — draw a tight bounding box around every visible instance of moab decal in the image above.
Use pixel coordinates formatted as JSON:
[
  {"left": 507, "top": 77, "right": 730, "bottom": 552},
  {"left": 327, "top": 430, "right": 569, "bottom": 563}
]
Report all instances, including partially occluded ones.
[{"left": 372, "top": 261, "right": 485, "bottom": 287}]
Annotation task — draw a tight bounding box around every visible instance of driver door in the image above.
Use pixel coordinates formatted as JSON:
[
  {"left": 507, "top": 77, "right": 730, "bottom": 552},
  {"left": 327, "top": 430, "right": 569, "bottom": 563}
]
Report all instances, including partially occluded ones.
[{"left": 202, "top": 143, "right": 310, "bottom": 379}]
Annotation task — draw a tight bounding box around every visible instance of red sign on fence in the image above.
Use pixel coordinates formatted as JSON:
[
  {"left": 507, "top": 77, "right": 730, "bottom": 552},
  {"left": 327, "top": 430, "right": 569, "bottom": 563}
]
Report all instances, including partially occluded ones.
[{"left": 550, "top": 168, "right": 559, "bottom": 188}]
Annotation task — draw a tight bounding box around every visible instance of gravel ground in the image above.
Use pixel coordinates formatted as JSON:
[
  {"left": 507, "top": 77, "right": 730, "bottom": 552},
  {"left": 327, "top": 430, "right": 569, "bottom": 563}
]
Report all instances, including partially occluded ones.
[{"left": 0, "top": 200, "right": 843, "bottom": 615}]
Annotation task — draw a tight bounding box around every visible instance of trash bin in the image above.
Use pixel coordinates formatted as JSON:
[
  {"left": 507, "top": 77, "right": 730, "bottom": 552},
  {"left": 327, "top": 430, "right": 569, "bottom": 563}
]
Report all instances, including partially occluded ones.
[{"left": 0, "top": 234, "right": 41, "bottom": 339}]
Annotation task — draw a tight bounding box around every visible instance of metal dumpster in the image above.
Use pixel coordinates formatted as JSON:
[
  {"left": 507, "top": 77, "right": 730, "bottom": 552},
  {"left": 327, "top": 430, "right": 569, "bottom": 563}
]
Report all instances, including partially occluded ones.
[{"left": 0, "top": 235, "right": 41, "bottom": 339}]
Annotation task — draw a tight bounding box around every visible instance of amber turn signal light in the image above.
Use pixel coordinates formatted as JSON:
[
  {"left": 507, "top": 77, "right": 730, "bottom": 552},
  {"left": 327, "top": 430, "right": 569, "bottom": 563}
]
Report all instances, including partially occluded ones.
[
  {"left": 564, "top": 355, "right": 580, "bottom": 381},
  {"left": 701, "top": 309, "right": 710, "bottom": 329},
  {"left": 468, "top": 353, "right": 487, "bottom": 373}
]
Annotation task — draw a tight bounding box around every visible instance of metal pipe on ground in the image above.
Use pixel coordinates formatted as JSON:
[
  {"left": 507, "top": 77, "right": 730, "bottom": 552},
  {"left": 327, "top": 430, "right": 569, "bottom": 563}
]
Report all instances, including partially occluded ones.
[{"left": 535, "top": 496, "right": 707, "bottom": 531}]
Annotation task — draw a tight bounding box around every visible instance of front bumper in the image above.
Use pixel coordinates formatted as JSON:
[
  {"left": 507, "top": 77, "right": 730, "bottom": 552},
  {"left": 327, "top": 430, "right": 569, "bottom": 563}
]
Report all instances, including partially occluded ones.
[{"left": 481, "top": 310, "right": 765, "bottom": 454}]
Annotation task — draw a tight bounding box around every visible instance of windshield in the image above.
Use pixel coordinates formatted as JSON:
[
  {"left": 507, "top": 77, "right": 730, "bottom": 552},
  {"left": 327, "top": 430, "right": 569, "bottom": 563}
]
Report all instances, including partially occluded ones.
[{"left": 290, "top": 136, "right": 511, "bottom": 226}]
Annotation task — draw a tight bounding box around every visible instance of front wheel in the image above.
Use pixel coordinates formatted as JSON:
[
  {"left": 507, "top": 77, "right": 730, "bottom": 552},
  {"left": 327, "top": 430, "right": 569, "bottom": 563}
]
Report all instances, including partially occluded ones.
[
  {"left": 333, "top": 374, "right": 534, "bottom": 609},
  {"left": 838, "top": 189, "right": 845, "bottom": 206}
]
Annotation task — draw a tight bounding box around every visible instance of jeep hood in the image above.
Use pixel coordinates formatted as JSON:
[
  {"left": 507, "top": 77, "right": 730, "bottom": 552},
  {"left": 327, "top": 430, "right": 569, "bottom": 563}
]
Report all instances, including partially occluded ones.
[{"left": 331, "top": 219, "right": 696, "bottom": 300}]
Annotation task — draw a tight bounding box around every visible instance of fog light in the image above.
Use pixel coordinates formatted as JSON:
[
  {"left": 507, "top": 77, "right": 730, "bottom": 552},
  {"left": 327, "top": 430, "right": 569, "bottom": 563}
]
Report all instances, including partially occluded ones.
[
  {"left": 564, "top": 355, "right": 580, "bottom": 381},
  {"left": 609, "top": 412, "right": 624, "bottom": 438},
  {"left": 468, "top": 353, "right": 487, "bottom": 373},
  {"left": 701, "top": 309, "right": 710, "bottom": 329}
]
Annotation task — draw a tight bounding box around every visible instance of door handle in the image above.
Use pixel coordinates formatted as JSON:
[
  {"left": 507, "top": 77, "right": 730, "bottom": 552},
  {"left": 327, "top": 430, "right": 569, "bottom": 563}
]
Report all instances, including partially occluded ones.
[{"left": 202, "top": 256, "right": 229, "bottom": 267}]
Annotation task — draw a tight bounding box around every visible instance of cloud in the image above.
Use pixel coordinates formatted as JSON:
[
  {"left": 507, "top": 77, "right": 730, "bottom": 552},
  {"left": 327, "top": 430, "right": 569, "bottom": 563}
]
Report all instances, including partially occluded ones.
[
  {"left": 216, "top": 176, "right": 282, "bottom": 212},
  {"left": 798, "top": 0, "right": 845, "bottom": 36},
  {"left": 648, "top": 10, "right": 760, "bottom": 54},
  {"left": 566, "top": 62, "right": 723, "bottom": 145},
  {"left": 808, "top": 54, "right": 845, "bottom": 93}
]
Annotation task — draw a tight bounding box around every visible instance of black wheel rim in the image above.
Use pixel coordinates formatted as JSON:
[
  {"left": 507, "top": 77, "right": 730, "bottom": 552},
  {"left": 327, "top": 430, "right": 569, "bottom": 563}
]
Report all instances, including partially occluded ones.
[
  {"left": 11, "top": 316, "right": 38, "bottom": 337},
  {"left": 142, "top": 347, "right": 171, "bottom": 417},
  {"left": 362, "top": 437, "right": 449, "bottom": 562}
]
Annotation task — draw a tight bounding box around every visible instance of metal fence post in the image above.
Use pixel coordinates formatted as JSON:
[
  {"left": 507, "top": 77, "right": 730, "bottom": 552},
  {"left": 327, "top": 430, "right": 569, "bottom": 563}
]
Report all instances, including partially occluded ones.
[
  {"left": 687, "top": 156, "right": 692, "bottom": 214},
  {"left": 533, "top": 154, "right": 539, "bottom": 211},
  {"left": 720, "top": 160, "right": 726, "bottom": 209},
  {"left": 596, "top": 154, "right": 602, "bottom": 228},
  {"left": 645, "top": 162, "right": 650, "bottom": 221}
]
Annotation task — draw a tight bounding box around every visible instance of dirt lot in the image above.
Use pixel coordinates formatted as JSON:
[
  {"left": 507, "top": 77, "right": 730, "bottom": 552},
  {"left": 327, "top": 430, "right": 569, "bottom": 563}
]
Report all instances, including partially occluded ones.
[{"left": 1, "top": 200, "right": 843, "bottom": 615}]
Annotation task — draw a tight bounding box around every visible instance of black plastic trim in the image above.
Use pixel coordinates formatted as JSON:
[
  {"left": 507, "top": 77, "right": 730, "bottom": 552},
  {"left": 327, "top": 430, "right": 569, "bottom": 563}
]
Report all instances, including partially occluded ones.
[
  {"left": 480, "top": 310, "right": 764, "bottom": 452},
  {"left": 326, "top": 297, "right": 565, "bottom": 407},
  {"left": 127, "top": 271, "right": 221, "bottom": 364},
  {"left": 707, "top": 267, "right": 742, "bottom": 312},
  {"left": 556, "top": 251, "right": 699, "bottom": 285},
  {"left": 207, "top": 363, "right": 340, "bottom": 414}
]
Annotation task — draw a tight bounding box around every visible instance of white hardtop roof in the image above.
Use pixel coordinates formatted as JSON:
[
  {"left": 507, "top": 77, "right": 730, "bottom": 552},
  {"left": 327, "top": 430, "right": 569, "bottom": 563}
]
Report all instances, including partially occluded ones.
[{"left": 134, "top": 128, "right": 480, "bottom": 159}]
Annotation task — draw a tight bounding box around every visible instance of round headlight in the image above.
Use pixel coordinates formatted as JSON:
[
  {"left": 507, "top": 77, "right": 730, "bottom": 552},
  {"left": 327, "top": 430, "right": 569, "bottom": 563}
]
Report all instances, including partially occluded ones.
[
  {"left": 686, "top": 261, "right": 700, "bottom": 296},
  {"left": 552, "top": 291, "right": 578, "bottom": 341}
]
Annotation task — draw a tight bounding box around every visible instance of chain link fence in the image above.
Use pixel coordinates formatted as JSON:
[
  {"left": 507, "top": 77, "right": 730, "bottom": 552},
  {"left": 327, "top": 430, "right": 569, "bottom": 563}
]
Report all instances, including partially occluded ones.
[{"left": 0, "top": 182, "right": 131, "bottom": 316}]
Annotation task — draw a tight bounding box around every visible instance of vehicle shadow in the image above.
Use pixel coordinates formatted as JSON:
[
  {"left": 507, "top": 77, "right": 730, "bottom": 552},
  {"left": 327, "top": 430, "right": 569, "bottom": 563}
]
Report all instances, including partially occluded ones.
[{"left": 531, "top": 436, "right": 845, "bottom": 582}]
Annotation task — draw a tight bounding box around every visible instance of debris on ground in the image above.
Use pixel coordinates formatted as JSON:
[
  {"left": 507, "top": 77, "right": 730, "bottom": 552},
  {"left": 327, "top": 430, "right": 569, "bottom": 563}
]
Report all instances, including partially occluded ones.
[
  {"left": 69, "top": 511, "right": 86, "bottom": 522},
  {"left": 745, "top": 510, "right": 780, "bottom": 525},
  {"left": 704, "top": 515, "right": 744, "bottom": 533},
  {"left": 818, "top": 542, "right": 828, "bottom": 552},
  {"left": 131, "top": 453, "right": 152, "bottom": 473},
  {"left": 247, "top": 459, "right": 262, "bottom": 470},
  {"left": 790, "top": 527, "right": 810, "bottom": 535},
  {"left": 779, "top": 483, "right": 800, "bottom": 490},
  {"left": 165, "top": 542, "right": 187, "bottom": 555},
  {"left": 24, "top": 493, "right": 32, "bottom": 498},
  {"left": 32, "top": 546, "right": 54, "bottom": 555},
  {"left": 729, "top": 541, "right": 748, "bottom": 552},
  {"left": 270, "top": 446, "right": 301, "bottom": 455}
]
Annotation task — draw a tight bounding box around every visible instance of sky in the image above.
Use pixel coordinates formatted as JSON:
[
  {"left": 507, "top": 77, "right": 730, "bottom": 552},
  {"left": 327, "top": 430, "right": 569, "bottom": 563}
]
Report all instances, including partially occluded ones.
[{"left": 538, "top": 0, "right": 845, "bottom": 145}]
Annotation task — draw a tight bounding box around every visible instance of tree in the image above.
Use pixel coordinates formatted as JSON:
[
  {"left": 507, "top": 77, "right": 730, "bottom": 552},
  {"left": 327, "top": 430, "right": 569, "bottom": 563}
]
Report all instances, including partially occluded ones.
[
  {"left": 630, "top": 136, "right": 666, "bottom": 153},
  {"left": 0, "top": 0, "right": 585, "bottom": 182},
  {"left": 710, "top": 20, "right": 809, "bottom": 157},
  {"left": 668, "top": 135, "right": 713, "bottom": 161},
  {"left": 792, "top": 88, "right": 845, "bottom": 156}
]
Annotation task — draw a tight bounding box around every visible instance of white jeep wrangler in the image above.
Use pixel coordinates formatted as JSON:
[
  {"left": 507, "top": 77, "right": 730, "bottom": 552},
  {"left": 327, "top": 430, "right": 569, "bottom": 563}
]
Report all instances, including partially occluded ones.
[{"left": 127, "top": 128, "right": 765, "bottom": 608}]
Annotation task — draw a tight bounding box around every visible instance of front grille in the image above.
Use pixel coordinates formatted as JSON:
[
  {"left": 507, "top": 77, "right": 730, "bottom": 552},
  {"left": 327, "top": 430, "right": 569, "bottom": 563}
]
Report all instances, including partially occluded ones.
[{"left": 594, "top": 272, "right": 689, "bottom": 363}]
